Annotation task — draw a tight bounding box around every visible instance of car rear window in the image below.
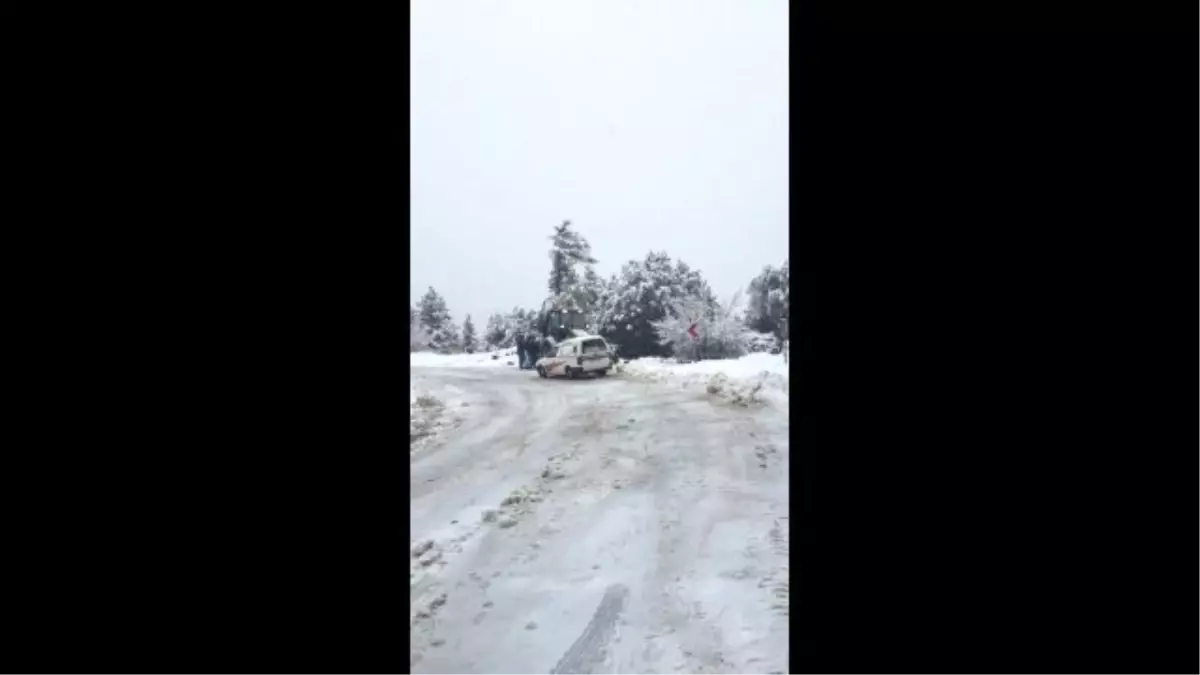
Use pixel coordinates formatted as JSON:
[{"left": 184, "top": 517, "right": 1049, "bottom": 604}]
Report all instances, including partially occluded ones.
[{"left": 581, "top": 339, "right": 607, "bottom": 354}]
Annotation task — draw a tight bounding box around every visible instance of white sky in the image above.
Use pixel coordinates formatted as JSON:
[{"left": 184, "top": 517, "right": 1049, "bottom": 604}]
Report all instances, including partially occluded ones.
[{"left": 412, "top": 0, "right": 789, "bottom": 326}]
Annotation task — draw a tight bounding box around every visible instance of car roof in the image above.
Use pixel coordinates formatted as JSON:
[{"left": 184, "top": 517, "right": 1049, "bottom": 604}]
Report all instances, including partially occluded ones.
[{"left": 562, "top": 335, "right": 606, "bottom": 343}]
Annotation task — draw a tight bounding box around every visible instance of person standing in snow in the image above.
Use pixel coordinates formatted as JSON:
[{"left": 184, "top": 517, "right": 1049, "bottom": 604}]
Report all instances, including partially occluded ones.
[
  {"left": 515, "top": 332, "right": 526, "bottom": 369},
  {"left": 520, "top": 332, "right": 534, "bottom": 370},
  {"left": 526, "top": 334, "right": 540, "bottom": 367}
]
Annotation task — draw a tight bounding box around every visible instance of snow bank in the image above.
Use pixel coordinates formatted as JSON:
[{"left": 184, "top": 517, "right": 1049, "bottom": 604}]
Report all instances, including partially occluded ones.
[
  {"left": 620, "top": 352, "right": 789, "bottom": 408},
  {"left": 410, "top": 349, "right": 516, "bottom": 368},
  {"left": 410, "top": 378, "right": 472, "bottom": 450},
  {"left": 624, "top": 352, "right": 788, "bottom": 379}
]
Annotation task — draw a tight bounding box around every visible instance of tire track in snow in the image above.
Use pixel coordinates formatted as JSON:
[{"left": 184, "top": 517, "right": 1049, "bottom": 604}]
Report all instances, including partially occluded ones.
[
  {"left": 550, "top": 583, "right": 630, "bottom": 674},
  {"left": 410, "top": 366, "right": 789, "bottom": 673}
]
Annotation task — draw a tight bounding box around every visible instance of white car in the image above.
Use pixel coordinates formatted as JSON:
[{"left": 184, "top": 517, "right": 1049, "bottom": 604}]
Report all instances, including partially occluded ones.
[{"left": 535, "top": 335, "right": 615, "bottom": 379}]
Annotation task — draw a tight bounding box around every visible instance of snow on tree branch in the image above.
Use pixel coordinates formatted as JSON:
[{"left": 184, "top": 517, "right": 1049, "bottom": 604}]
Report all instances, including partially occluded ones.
[{"left": 652, "top": 289, "right": 757, "bottom": 361}]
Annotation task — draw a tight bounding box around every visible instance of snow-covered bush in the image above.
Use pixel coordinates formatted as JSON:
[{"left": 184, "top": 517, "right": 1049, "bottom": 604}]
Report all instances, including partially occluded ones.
[
  {"left": 595, "top": 252, "right": 712, "bottom": 358},
  {"left": 745, "top": 262, "right": 788, "bottom": 339},
  {"left": 652, "top": 290, "right": 755, "bottom": 361},
  {"left": 745, "top": 331, "right": 780, "bottom": 354}
]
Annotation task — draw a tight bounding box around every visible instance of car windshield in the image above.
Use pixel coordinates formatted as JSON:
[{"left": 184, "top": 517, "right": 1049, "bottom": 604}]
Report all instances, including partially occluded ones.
[{"left": 581, "top": 339, "right": 607, "bottom": 354}]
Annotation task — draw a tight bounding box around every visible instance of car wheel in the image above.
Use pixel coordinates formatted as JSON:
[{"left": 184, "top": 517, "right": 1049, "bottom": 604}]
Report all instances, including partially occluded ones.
[
  {"left": 595, "top": 369, "right": 607, "bottom": 377},
  {"left": 537, "top": 366, "right": 547, "bottom": 378}
]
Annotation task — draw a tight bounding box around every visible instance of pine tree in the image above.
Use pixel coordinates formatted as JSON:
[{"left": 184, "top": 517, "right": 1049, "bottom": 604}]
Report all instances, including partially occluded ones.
[
  {"left": 484, "top": 312, "right": 508, "bottom": 349},
  {"left": 418, "top": 287, "right": 459, "bottom": 353},
  {"left": 440, "top": 322, "right": 462, "bottom": 353},
  {"left": 517, "top": 307, "right": 540, "bottom": 337},
  {"left": 547, "top": 220, "right": 597, "bottom": 296},
  {"left": 410, "top": 307, "right": 429, "bottom": 352},
  {"left": 745, "top": 264, "right": 787, "bottom": 338},
  {"left": 418, "top": 287, "right": 448, "bottom": 333},
  {"left": 577, "top": 265, "right": 606, "bottom": 331},
  {"left": 461, "top": 315, "right": 477, "bottom": 353},
  {"left": 543, "top": 220, "right": 601, "bottom": 339}
]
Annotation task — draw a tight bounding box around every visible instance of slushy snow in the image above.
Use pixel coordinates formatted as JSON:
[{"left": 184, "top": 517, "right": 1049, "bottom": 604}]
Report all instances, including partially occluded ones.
[
  {"left": 410, "top": 373, "right": 476, "bottom": 450},
  {"left": 409, "top": 350, "right": 789, "bottom": 672}
]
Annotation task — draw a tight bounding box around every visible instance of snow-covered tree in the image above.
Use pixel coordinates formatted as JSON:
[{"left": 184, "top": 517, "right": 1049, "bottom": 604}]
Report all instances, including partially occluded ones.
[
  {"left": 418, "top": 287, "right": 459, "bottom": 353},
  {"left": 779, "top": 258, "right": 789, "bottom": 340},
  {"left": 649, "top": 293, "right": 708, "bottom": 361},
  {"left": 547, "top": 220, "right": 597, "bottom": 297},
  {"left": 484, "top": 312, "right": 508, "bottom": 349},
  {"left": 410, "top": 308, "right": 430, "bottom": 352},
  {"left": 594, "top": 251, "right": 712, "bottom": 358},
  {"left": 745, "top": 264, "right": 788, "bottom": 339},
  {"left": 653, "top": 289, "right": 754, "bottom": 361},
  {"left": 418, "top": 287, "right": 449, "bottom": 333},
  {"left": 478, "top": 307, "right": 547, "bottom": 350},
  {"left": 439, "top": 323, "right": 462, "bottom": 353},
  {"left": 494, "top": 307, "right": 538, "bottom": 347},
  {"left": 540, "top": 220, "right": 601, "bottom": 339},
  {"left": 577, "top": 265, "right": 607, "bottom": 331},
  {"left": 513, "top": 307, "right": 540, "bottom": 335},
  {"left": 461, "top": 315, "right": 477, "bottom": 353},
  {"left": 702, "top": 290, "right": 757, "bottom": 359}
]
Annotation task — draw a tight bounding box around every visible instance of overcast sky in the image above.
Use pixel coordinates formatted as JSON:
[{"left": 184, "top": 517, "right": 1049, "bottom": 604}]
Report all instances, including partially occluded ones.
[{"left": 412, "top": 0, "right": 788, "bottom": 326}]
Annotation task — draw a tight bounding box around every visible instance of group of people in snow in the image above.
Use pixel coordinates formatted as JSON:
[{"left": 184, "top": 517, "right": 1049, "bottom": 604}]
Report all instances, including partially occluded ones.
[
  {"left": 514, "top": 332, "right": 549, "bottom": 370},
  {"left": 514, "top": 323, "right": 572, "bottom": 370}
]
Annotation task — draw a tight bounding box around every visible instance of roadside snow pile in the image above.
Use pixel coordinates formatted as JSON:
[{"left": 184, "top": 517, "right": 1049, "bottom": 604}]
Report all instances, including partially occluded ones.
[
  {"left": 410, "top": 380, "right": 471, "bottom": 450},
  {"left": 410, "top": 349, "right": 514, "bottom": 368},
  {"left": 410, "top": 388, "right": 448, "bottom": 447},
  {"left": 621, "top": 352, "right": 789, "bottom": 408}
]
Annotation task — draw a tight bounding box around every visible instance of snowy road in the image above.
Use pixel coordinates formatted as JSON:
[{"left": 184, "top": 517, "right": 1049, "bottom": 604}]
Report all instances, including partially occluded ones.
[{"left": 410, "top": 366, "right": 789, "bottom": 674}]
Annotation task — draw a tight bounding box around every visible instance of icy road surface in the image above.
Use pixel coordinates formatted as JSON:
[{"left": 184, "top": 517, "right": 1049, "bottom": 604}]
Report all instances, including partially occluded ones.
[{"left": 410, "top": 366, "right": 789, "bottom": 674}]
